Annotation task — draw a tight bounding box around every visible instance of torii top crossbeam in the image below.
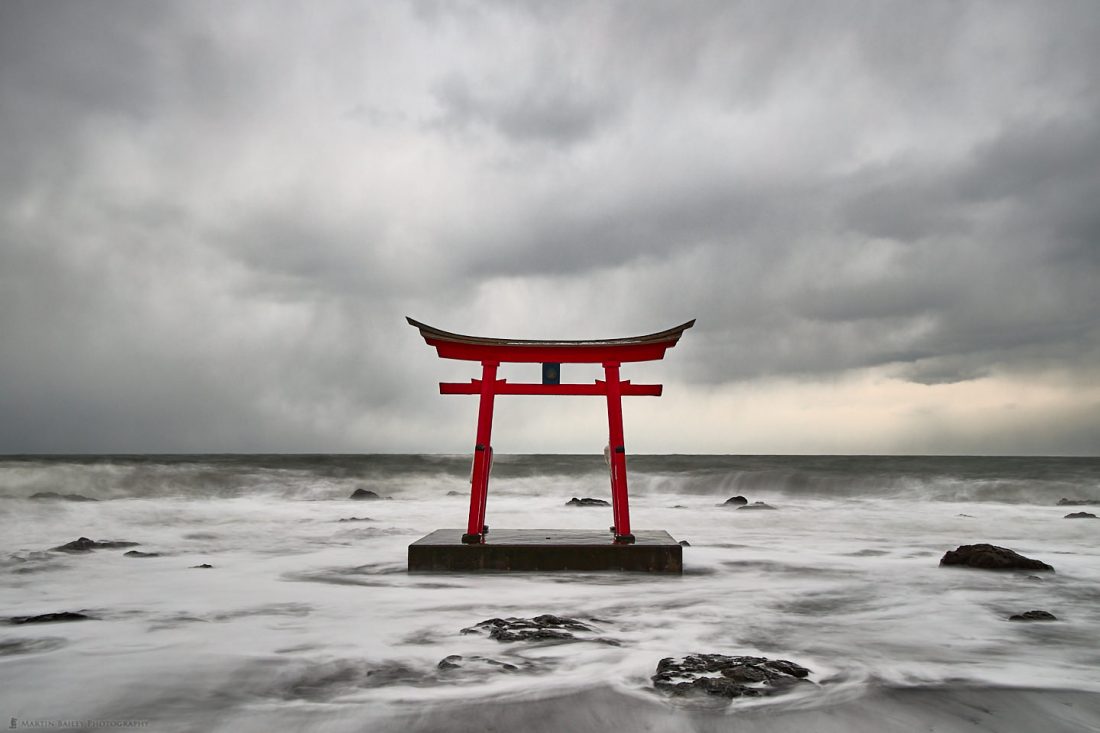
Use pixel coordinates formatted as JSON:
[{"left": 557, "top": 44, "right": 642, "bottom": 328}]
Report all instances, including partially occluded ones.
[{"left": 408, "top": 316, "right": 694, "bottom": 545}]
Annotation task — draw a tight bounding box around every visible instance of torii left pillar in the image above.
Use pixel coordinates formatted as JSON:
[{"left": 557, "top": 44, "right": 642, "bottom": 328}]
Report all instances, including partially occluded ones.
[{"left": 466, "top": 360, "right": 497, "bottom": 544}]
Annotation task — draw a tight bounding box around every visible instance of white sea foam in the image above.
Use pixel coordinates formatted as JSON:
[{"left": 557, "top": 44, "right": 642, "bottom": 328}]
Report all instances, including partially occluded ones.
[{"left": 1, "top": 455, "right": 1099, "bottom": 731}]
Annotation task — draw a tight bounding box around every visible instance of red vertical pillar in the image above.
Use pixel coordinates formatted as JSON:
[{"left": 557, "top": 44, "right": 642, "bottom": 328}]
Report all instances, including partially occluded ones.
[
  {"left": 603, "top": 362, "right": 635, "bottom": 544},
  {"left": 463, "top": 361, "right": 497, "bottom": 544}
]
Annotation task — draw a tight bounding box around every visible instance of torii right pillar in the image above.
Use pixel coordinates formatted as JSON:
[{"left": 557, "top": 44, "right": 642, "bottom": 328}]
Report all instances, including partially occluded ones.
[{"left": 603, "top": 362, "right": 632, "bottom": 540}]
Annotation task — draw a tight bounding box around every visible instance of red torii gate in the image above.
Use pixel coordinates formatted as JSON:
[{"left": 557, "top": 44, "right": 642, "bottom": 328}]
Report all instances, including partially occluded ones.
[{"left": 408, "top": 316, "right": 694, "bottom": 546}]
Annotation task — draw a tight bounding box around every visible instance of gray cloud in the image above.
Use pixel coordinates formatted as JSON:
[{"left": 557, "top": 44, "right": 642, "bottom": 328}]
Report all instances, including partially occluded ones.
[{"left": 1, "top": 0, "right": 1098, "bottom": 453}]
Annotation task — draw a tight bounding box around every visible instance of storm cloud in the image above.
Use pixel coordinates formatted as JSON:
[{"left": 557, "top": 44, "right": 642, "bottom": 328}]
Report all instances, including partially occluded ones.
[{"left": 1, "top": 0, "right": 1098, "bottom": 454}]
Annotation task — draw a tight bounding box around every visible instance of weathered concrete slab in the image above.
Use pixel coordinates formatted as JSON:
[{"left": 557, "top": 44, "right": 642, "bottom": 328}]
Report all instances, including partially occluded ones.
[{"left": 408, "top": 528, "right": 682, "bottom": 573}]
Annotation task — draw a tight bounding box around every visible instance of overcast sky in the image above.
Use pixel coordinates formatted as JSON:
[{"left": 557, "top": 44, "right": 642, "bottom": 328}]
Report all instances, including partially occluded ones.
[{"left": 1, "top": 1, "right": 1098, "bottom": 455}]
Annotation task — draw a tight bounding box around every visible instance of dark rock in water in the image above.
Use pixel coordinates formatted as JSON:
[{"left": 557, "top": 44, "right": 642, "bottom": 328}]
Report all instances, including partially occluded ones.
[
  {"left": 437, "top": 654, "right": 519, "bottom": 672},
  {"left": 1057, "top": 498, "right": 1095, "bottom": 506},
  {"left": 679, "top": 540, "right": 691, "bottom": 547},
  {"left": 723, "top": 496, "right": 748, "bottom": 506},
  {"left": 252, "top": 658, "right": 423, "bottom": 701},
  {"left": 50, "top": 537, "right": 140, "bottom": 553},
  {"left": 1010, "top": 610, "right": 1057, "bottom": 621},
  {"left": 566, "top": 497, "right": 610, "bottom": 506},
  {"left": 337, "top": 517, "right": 374, "bottom": 522},
  {"left": 957, "top": 514, "right": 976, "bottom": 518},
  {"left": 1064, "top": 512, "right": 1097, "bottom": 519},
  {"left": 672, "top": 505, "right": 688, "bottom": 509},
  {"left": 939, "top": 544, "right": 1054, "bottom": 572},
  {"left": 9, "top": 611, "right": 92, "bottom": 625},
  {"left": 29, "top": 491, "right": 98, "bottom": 502},
  {"left": 124, "top": 550, "right": 160, "bottom": 558},
  {"left": 737, "top": 502, "right": 777, "bottom": 511},
  {"left": 349, "top": 489, "right": 382, "bottom": 500},
  {"left": 0, "top": 638, "right": 68, "bottom": 656},
  {"left": 446, "top": 491, "right": 463, "bottom": 496},
  {"left": 461, "top": 615, "right": 617, "bottom": 645},
  {"left": 191, "top": 563, "right": 214, "bottom": 569},
  {"left": 652, "top": 654, "right": 812, "bottom": 699}
]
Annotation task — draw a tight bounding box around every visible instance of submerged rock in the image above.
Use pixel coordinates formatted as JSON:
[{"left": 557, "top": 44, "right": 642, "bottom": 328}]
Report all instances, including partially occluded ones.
[
  {"left": 1064, "top": 512, "right": 1097, "bottom": 519},
  {"left": 29, "top": 491, "right": 98, "bottom": 502},
  {"left": 723, "top": 496, "right": 748, "bottom": 506},
  {"left": 737, "top": 502, "right": 777, "bottom": 511},
  {"left": 939, "top": 544, "right": 1054, "bottom": 572},
  {"left": 191, "top": 563, "right": 214, "bottom": 569},
  {"left": 349, "top": 489, "right": 382, "bottom": 500},
  {"left": 1057, "top": 498, "right": 1095, "bottom": 506},
  {"left": 1009, "top": 610, "right": 1057, "bottom": 622},
  {"left": 437, "top": 654, "right": 519, "bottom": 672},
  {"left": 8, "top": 611, "right": 92, "bottom": 625},
  {"left": 124, "top": 550, "right": 161, "bottom": 558},
  {"left": 337, "top": 517, "right": 374, "bottom": 522},
  {"left": 0, "top": 638, "right": 68, "bottom": 656},
  {"left": 50, "top": 537, "right": 140, "bottom": 553},
  {"left": 446, "top": 491, "right": 463, "bottom": 496},
  {"left": 652, "top": 654, "right": 812, "bottom": 699},
  {"left": 566, "top": 497, "right": 610, "bottom": 507},
  {"left": 244, "top": 658, "right": 423, "bottom": 702},
  {"left": 461, "top": 615, "right": 617, "bottom": 645}
]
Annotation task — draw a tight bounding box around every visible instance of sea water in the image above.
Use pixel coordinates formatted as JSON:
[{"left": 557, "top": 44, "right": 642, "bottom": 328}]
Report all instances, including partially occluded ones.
[{"left": 1, "top": 454, "right": 1099, "bottom": 732}]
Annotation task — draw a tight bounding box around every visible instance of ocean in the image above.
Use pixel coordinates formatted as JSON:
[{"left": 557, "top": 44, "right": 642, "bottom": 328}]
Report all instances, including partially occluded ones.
[{"left": 2, "top": 454, "right": 1099, "bottom": 732}]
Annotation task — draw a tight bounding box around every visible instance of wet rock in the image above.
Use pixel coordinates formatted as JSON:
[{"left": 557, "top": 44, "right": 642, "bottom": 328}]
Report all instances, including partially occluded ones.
[
  {"left": 1057, "top": 498, "right": 1095, "bottom": 506},
  {"left": 957, "top": 514, "right": 976, "bottom": 518},
  {"left": 337, "top": 517, "right": 374, "bottom": 522},
  {"left": 29, "top": 492, "right": 98, "bottom": 502},
  {"left": 437, "top": 654, "right": 519, "bottom": 672},
  {"left": 461, "top": 615, "right": 618, "bottom": 645},
  {"left": 1064, "top": 512, "right": 1097, "bottom": 519},
  {"left": 1010, "top": 610, "right": 1057, "bottom": 621},
  {"left": 723, "top": 496, "right": 748, "bottom": 506},
  {"left": 349, "top": 489, "right": 382, "bottom": 500},
  {"left": 191, "top": 563, "right": 214, "bottom": 569},
  {"left": 446, "top": 491, "right": 463, "bottom": 496},
  {"left": 124, "top": 550, "right": 161, "bottom": 558},
  {"left": 50, "top": 537, "right": 140, "bottom": 553},
  {"left": 679, "top": 540, "right": 691, "bottom": 547},
  {"left": 652, "top": 654, "right": 812, "bottom": 699},
  {"left": 8, "top": 611, "right": 92, "bottom": 625},
  {"left": 737, "top": 502, "right": 777, "bottom": 511},
  {"left": 0, "top": 638, "right": 68, "bottom": 656},
  {"left": 566, "top": 497, "right": 610, "bottom": 506},
  {"left": 672, "top": 505, "right": 688, "bottom": 509},
  {"left": 939, "top": 544, "right": 1054, "bottom": 572},
  {"left": 263, "top": 659, "right": 423, "bottom": 701}
]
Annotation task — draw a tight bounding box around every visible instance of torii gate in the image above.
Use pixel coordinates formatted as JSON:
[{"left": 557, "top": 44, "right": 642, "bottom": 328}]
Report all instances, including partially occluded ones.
[{"left": 408, "top": 316, "right": 694, "bottom": 546}]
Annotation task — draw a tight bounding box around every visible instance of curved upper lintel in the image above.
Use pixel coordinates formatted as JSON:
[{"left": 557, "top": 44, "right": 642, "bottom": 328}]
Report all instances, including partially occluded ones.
[{"left": 406, "top": 316, "right": 695, "bottom": 363}]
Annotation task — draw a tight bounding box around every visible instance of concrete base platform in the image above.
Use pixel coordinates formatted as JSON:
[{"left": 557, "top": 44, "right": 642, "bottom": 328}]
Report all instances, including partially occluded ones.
[{"left": 408, "top": 529, "right": 682, "bottom": 573}]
